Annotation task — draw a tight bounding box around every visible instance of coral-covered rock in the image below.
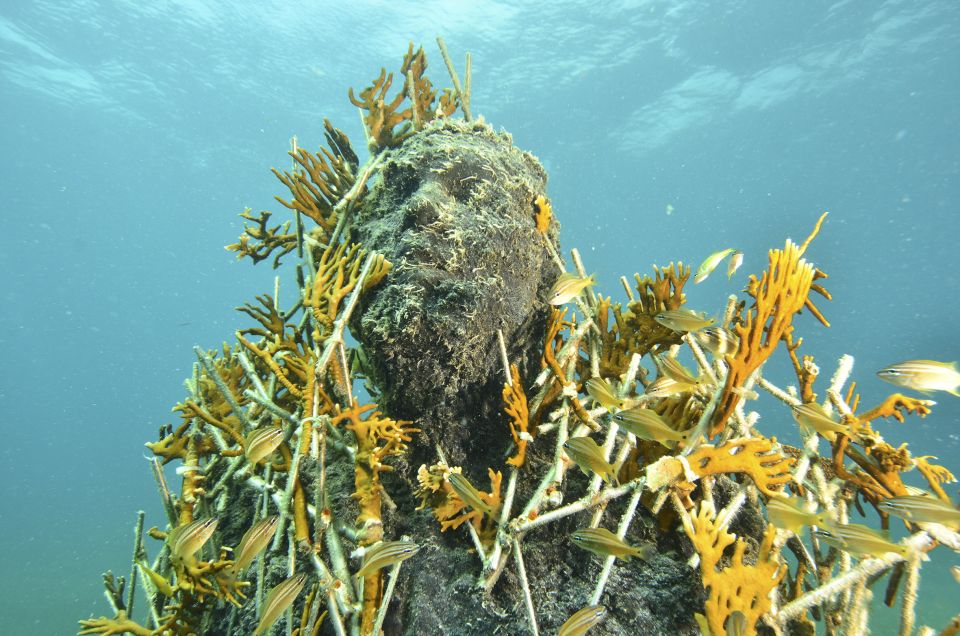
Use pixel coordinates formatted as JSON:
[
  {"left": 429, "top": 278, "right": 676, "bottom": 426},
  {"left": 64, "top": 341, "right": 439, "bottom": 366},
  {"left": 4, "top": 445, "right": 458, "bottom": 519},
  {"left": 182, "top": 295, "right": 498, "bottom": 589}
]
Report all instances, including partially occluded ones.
[{"left": 349, "top": 118, "right": 558, "bottom": 471}]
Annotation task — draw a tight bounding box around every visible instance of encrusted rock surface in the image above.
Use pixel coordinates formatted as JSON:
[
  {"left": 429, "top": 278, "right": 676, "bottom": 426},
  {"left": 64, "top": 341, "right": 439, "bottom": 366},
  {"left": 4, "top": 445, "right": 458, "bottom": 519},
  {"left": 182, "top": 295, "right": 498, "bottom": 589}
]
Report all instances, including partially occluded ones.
[
  {"left": 349, "top": 118, "right": 558, "bottom": 472},
  {"left": 345, "top": 119, "right": 705, "bottom": 635}
]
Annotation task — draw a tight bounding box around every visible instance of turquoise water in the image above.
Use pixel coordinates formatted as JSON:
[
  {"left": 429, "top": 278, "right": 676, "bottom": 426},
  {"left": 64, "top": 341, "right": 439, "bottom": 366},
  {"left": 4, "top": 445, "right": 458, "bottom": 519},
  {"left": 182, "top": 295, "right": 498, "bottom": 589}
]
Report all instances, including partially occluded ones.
[{"left": 1, "top": 1, "right": 958, "bottom": 634}]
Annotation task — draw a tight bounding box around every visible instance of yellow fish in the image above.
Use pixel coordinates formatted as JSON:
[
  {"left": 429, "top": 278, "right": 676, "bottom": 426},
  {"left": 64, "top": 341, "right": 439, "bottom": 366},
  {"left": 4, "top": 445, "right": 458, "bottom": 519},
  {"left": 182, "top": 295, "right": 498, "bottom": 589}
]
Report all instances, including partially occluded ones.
[
  {"left": 548, "top": 272, "right": 596, "bottom": 305},
  {"left": 447, "top": 472, "right": 495, "bottom": 515},
  {"left": 727, "top": 251, "right": 744, "bottom": 279},
  {"left": 878, "top": 495, "right": 960, "bottom": 530},
  {"left": 355, "top": 540, "right": 420, "bottom": 578},
  {"left": 254, "top": 573, "right": 308, "bottom": 635},
  {"left": 558, "top": 604, "right": 607, "bottom": 636},
  {"left": 813, "top": 522, "right": 911, "bottom": 558},
  {"left": 656, "top": 355, "right": 697, "bottom": 384},
  {"left": 563, "top": 436, "right": 618, "bottom": 485},
  {"left": 791, "top": 402, "right": 850, "bottom": 441},
  {"left": 245, "top": 426, "right": 286, "bottom": 465},
  {"left": 694, "top": 248, "right": 736, "bottom": 284},
  {"left": 645, "top": 376, "right": 698, "bottom": 398},
  {"left": 232, "top": 516, "right": 279, "bottom": 575},
  {"left": 877, "top": 360, "right": 960, "bottom": 396},
  {"left": 613, "top": 407, "right": 691, "bottom": 448},
  {"left": 584, "top": 377, "right": 625, "bottom": 412},
  {"left": 695, "top": 326, "right": 739, "bottom": 357},
  {"left": 570, "top": 527, "right": 654, "bottom": 561},
  {"left": 766, "top": 495, "right": 831, "bottom": 534},
  {"left": 654, "top": 309, "right": 715, "bottom": 333},
  {"left": 167, "top": 518, "right": 218, "bottom": 560}
]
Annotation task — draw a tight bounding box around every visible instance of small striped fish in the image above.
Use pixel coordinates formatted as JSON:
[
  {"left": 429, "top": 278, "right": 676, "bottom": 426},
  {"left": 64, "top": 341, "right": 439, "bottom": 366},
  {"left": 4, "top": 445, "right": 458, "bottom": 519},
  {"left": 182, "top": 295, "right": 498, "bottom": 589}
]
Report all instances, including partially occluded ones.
[
  {"left": 656, "top": 355, "right": 697, "bottom": 384},
  {"left": 791, "top": 402, "right": 850, "bottom": 440},
  {"left": 168, "top": 518, "right": 218, "bottom": 559},
  {"left": 570, "top": 527, "right": 654, "bottom": 562},
  {"left": 253, "top": 573, "right": 308, "bottom": 635},
  {"left": 447, "top": 472, "right": 494, "bottom": 515},
  {"left": 695, "top": 327, "right": 739, "bottom": 357},
  {"left": 232, "top": 515, "right": 279, "bottom": 574},
  {"left": 813, "top": 522, "right": 911, "bottom": 558},
  {"left": 548, "top": 273, "right": 596, "bottom": 305},
  {"left": 694, "top": 248, "right": 736, "bottom": 284},
  {"left": 877, "top": 359, "right": 960, "bottom": 395},
  {"left": 245, "top": 426, "right": 285, "bottom": 465},
  {"left": 558, "top": 604, "right": 607, "bottom": 636},
  {"left": 613, "top": 407, "right": 690, "bottom": 449},
  {"left": 878, "top": 495, "right": 960, "bottom": 530},
  {"left": 584, "top": 377, "right": 624, "bottom": 411},
  {"left": 563, "top": 437, "right": 617, "bottom": 485},
  {"left": 355, "top": 540, "right": 420, "bottom": 578},
  {"left": 653, "top": 309, "right": 714, "bottom": 333}
]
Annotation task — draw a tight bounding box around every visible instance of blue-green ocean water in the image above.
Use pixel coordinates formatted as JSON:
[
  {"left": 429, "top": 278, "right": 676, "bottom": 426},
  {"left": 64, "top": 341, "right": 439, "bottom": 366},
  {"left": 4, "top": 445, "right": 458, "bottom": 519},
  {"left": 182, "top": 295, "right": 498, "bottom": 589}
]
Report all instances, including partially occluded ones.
[{"left": 1, "top": 1, "right": 958, "bottom": 633}]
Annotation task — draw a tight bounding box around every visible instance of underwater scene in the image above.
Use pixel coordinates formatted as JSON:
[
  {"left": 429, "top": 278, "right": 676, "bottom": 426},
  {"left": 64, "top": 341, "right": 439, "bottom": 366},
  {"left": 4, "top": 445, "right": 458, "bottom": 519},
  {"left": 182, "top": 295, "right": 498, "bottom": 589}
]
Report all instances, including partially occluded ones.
[{"left": 2, "top": 1, "right": 959, "bottom": 635}]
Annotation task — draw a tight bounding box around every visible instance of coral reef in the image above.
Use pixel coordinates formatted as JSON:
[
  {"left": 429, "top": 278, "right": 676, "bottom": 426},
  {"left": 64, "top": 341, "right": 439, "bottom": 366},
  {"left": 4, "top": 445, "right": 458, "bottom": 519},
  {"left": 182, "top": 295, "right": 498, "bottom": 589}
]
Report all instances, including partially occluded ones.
[{"left": 80, "top": 41, "right": 960, "bottom": 636}]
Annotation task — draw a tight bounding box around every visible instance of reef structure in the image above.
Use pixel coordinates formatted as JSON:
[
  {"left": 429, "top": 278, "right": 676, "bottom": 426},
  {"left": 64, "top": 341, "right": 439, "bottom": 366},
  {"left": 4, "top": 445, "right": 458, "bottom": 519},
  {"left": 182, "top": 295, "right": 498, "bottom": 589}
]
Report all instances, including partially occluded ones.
[{"left": 78, "top": 40, "right": 960, "bottom": 636}]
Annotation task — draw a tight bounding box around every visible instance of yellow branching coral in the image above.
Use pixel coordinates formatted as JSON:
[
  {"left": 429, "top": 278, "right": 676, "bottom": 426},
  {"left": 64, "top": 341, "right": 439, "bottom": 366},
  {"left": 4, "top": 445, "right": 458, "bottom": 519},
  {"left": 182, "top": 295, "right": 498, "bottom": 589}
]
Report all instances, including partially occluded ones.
[
  {"left": 305, "top": 242, "right": 392, "bottom": 340},
  {"left": 858, "top": 393, "right": 934, "bottom": 424},
  {"left": 712, "top": 214, "right": 830, "bottom": 436},
  {"left": 292, "top": 583, "right": 326, "bottom": 636},
  {"left": 226, "top": 208, "right": 297, "bottom": 268},
  {"left": 400, "top": 43, "right": 459, "bottom": 130},
  {"left": 228, "top": 120, "right": 358, "bottom": 267},
  {"left": 332, "top": 400, "right": 417, "bottom": 540},
  {"left": 176, "top": 344, "right": 250, "bottom": 438},
  {"left": 272, "top": 120, "right": 357, "bottom": 242},
  {"left": 503, "top": 364, "right": 532, "bottom": 468},
  {"left": 236, "top": 294, "right": 290, "bottom": 340},
  {"left": 683, "top": 501, "right": 785, "bottom": 636},
  {"left": 532, "top": 307, "right": 571, "bottom": 423},
  {"left": 78, "top": 610, "right": 155, "bottom": 636},
  {"left": 824, "top": 387, "right": 935, "bottom": 506},
  {"left": 687, "top": 437, "right": 795, "bottom": 497},
  {"left": 588, "top": 263, "right": 691, "bottom": 379},
  {"left": 351, "top": 43, "right": 457, "bottom": 151},
  {"left": 350, "top": 68, "right": 412, "bottom": 151},
  {"left": 591, "top": 295, "right": 644, "bottom": 379}
]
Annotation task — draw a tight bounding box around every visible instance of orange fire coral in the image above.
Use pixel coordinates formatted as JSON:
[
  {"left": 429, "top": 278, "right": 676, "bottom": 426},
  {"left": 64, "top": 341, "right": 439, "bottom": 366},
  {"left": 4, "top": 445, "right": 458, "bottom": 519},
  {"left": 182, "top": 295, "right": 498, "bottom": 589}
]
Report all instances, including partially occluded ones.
[
  {"left": 683, "top": 501, "right": 785, "bottom": 636},
  {"left": 711, "top": 213, "right": 830, "bottom": 436},
  {"left": 687, "top": 437, "right": 795, "bottom": 497},
  {"left": 415, "top": 463, "right": 503, "bottom": 545},
  {"left": 503, "top": 364, "right": 532, "bottom": 468}
]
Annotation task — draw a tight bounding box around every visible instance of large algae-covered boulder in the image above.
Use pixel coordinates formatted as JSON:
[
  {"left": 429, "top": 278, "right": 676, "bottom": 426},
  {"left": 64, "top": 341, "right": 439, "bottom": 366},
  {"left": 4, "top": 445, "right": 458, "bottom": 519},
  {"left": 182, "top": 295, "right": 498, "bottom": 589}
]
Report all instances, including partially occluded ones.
[{"left": 349, "top": 118, "right": 557, "bottom": 469}]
